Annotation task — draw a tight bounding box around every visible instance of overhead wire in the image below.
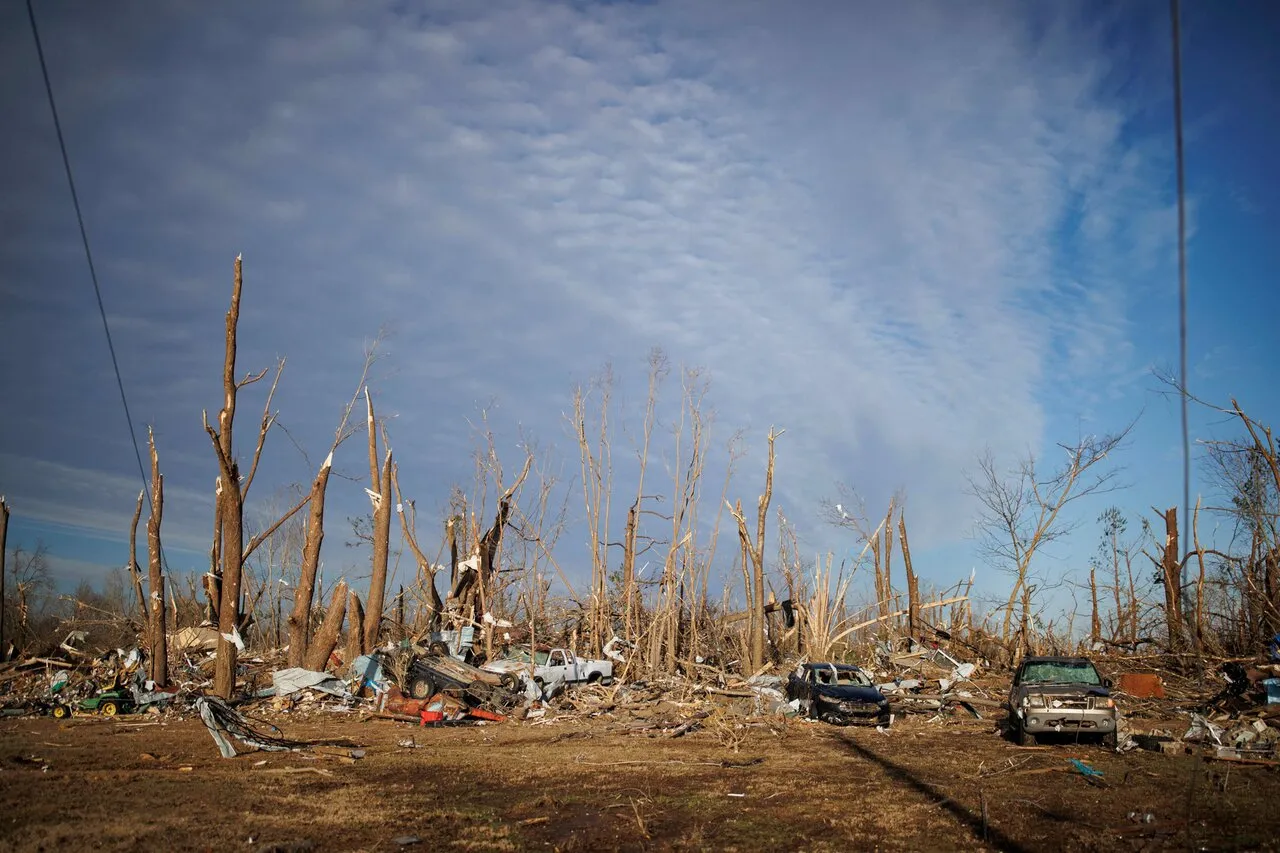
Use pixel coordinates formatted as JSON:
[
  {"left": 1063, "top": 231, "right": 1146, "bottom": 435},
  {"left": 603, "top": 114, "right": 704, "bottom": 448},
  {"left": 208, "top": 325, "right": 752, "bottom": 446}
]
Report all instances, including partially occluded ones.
[
  {"left": 26, "top": 0, "right": 170, "bottom": 572},
  {"left": 1170, "top": 0, "right": 1191, "bottom": 564}
]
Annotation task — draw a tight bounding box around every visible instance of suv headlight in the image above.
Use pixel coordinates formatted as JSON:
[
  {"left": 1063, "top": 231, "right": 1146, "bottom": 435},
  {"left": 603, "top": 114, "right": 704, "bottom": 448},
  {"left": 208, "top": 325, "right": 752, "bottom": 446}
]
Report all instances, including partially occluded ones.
[{"left": 1024, "top": 695, "right": 1045, "bottom": 708}]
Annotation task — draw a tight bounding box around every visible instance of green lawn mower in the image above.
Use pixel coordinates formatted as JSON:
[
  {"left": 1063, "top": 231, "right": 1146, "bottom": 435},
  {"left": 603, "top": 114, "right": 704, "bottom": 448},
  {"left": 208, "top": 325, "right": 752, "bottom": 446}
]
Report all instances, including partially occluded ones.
[{"left": 51, "top": 688, "right": 136, "bottom": 719}]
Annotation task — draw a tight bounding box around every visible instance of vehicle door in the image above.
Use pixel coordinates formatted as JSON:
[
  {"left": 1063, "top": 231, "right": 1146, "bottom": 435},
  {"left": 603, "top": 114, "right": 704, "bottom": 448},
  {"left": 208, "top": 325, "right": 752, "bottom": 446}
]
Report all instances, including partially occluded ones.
[{"left": 545, "top": 650, "right": 571, "bottom": 682}]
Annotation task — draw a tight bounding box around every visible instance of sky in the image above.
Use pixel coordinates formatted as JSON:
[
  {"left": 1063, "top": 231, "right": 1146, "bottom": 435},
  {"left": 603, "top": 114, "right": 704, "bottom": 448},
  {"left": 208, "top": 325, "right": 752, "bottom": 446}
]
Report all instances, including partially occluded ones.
[{"left": 1, "top": 0, "right": 1278, "bottom": 628}]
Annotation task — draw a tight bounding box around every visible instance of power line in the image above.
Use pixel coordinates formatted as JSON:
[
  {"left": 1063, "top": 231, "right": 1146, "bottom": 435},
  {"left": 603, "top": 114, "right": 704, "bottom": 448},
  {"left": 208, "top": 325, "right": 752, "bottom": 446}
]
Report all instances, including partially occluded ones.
[
  {"left": 1170, "top": 0, "right": 1190, "bottom": 562},
  {"left": 26, "top": 0, "right": 167, "bottom": 570}
]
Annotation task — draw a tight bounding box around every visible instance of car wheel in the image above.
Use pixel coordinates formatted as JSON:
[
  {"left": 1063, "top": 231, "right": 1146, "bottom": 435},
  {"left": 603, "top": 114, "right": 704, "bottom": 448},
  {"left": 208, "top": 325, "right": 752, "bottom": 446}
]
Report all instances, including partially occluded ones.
[
  {"left": 427, "top": 641, "right": 450, "bottom": 657},
  {"left": 498, "top": 673, "right": 519, "bottom": 693},
  {"left": 465, "top": 681, "right": 491, "bottom": 706},
  {"left": 1013, "top": 722, "right": 1035, "bottom": 746},
  {"left": 408, "top": 675, "right": 435, "bottom": 700},
  {"left": 1102, "top": 731, "right": 1117, "bottom": 749}
]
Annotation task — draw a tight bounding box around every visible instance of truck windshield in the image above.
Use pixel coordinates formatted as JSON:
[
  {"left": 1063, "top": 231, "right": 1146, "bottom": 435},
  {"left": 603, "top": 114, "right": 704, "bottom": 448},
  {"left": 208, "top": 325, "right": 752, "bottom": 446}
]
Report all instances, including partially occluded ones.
[
  {"left": 508, "top": 649, "right": 551, "bottom": 666},
  {"left": 1019, "top": 661, "right": 1101, "bottom": 686}
]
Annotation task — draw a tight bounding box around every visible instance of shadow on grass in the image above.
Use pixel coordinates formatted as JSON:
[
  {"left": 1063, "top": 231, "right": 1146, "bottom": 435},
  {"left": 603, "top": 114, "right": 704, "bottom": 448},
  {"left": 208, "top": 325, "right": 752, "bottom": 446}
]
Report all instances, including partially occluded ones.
[{"left": 840, "top": 736, "right": 1035, "bottom": 853}]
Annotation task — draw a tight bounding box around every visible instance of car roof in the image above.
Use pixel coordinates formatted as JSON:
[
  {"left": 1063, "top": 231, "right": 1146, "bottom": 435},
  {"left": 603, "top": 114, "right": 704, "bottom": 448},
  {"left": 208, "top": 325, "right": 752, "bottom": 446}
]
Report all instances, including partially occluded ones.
[
  {"left": 1020, "top": 656, "right": 1094, "bottom": 664},
  {"left": 802, "top": 662, "right": 863, "bottom": 670}
]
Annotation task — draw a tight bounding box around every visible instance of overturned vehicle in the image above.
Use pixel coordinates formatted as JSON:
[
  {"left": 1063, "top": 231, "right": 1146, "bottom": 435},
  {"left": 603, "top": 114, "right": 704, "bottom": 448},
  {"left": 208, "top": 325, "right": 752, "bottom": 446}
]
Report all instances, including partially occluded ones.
[{"left": 786, "top": 662, "right": 891, "bottom": 726}]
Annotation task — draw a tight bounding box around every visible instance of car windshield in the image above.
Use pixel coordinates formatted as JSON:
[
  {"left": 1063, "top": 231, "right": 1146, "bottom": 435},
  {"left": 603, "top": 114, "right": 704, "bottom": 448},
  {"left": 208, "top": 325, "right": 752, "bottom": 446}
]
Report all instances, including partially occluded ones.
[
  {"left": 1019, "top": 661, "right": 1101, "bottom": 686},
  {"left": 811, "top": 666, "right": 872, "bottom": 687}
]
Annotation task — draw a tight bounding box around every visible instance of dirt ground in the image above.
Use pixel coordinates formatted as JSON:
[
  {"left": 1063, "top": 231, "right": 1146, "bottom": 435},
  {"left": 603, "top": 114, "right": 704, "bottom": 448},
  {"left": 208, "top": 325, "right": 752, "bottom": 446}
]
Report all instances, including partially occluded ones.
[{"left": 2, "top": 708, "right": 1278, "bottom": 853}]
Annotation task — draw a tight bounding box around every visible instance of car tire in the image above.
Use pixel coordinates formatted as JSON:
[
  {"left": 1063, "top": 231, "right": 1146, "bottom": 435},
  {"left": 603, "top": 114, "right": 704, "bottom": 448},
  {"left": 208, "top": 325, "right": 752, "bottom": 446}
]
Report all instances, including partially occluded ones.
[
  {"left": 427, "top": 642, "right": 450, "bottom": 657},
  {"left": 1102, "top": 731, "right": 1117, "bottom": 749},
  {"left": 1013, "top": 723, "right": 1035, "bottom": 746},
  {"left": 408, "top": 675, "right": 435, "bottom": 700},
  {"left": 465, "top": 681, "right": 491, "bottom": 706},
  {"left": 498, "top": 673, "right": 519, "bottom": 693}
]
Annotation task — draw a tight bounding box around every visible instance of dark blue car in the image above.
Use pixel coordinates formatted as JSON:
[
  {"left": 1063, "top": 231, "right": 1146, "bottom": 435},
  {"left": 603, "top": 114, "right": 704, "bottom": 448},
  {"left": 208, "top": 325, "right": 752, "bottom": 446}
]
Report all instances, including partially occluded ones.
[{"left": 786, "top": 662, "right": 891, "bottom": 725}]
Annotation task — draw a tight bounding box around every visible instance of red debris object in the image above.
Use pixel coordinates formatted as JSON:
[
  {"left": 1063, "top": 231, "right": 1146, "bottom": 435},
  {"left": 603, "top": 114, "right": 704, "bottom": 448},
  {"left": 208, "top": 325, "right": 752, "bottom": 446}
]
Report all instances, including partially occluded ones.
[
  {"left": 1116, "top": 672, "right": 1166, "bottom": 699},
  {"left": 466, "top": 707, "right": 506, "bottom": 722}
]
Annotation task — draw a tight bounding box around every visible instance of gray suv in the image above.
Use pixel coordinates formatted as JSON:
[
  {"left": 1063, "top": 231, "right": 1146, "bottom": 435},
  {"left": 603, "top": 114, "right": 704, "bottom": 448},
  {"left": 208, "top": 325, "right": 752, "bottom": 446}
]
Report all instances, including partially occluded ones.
[{"left": 1007, "top": 656, "right": 1118, "bottom": 746}]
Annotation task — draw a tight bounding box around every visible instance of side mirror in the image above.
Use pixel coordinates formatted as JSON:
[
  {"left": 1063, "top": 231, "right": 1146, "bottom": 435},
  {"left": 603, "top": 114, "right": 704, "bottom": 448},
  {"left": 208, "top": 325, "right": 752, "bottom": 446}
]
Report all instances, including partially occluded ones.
[{"left": 1102, "top": 678, "right": 1113, "bottom": 688}]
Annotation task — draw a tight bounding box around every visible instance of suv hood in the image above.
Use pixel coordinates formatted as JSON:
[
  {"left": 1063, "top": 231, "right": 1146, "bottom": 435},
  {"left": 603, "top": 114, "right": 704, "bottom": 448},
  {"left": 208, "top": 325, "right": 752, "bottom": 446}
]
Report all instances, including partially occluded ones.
[{"left": 1018, "top": 683, "right": 1110, "bottom": 698}]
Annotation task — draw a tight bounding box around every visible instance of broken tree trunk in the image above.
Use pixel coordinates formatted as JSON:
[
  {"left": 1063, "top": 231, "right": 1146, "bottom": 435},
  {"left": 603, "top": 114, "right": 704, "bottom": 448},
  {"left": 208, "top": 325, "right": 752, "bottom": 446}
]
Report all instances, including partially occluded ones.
[
  {"left": 346, "top": 590, "right": 366, "bottom": 664},
  {"left": 363, "top": 391, "right": 392, "bottom": 652},
  {"left": 204, "top": 257, "right": 302, "bottom": 698},
  {"left": 303, "top": 581, "right": 348, "bottom": 672},
  {"left": 899, "top": 514, "right": 919, "bottom": 639},
  {"left": 146, "top": 429, "right": 168, "bottom": 687},
  {"left": 205, "top": 497, "right": 223, "bottom": 625},
  {"left": 208, "top": 256, "right": 248, "bottom": 698},
  {"left": 882, "top": 500, "right": 895, "bottom": 629},
  {"left": 288, "top": 453, "right": 332, "bottom": 667},
  {"left": 1090, "top": 565, "right": 1101, "bottom": 642},
  {"left": 127, "top": 489, "right": 146, "bottom": 625},
  {"left": 1157, "top": 506, "right": 1185, "bottom": 649},
  {"left": 732, "top": 428, "right": 782, "bottom": 674}
]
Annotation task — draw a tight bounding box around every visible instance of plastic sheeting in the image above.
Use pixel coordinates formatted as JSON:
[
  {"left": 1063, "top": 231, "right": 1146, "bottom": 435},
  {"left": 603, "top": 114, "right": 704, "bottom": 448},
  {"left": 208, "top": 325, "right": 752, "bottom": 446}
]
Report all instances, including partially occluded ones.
[{"left": 269, "top": 668, "right": 352, "bottom": 698}]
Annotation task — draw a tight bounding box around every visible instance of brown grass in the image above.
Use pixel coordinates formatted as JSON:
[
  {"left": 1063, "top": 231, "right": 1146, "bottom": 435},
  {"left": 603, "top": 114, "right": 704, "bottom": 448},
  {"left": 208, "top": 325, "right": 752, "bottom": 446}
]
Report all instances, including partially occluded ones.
[{"left": 2, "top": 711, "right": 1279, "bottom": 852}]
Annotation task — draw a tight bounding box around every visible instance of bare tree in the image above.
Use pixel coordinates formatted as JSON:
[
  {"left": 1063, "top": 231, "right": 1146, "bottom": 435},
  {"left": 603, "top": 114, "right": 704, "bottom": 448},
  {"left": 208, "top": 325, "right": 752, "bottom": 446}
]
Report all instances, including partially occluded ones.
[
  {"left": 4, "top": 541, "right": 53, "bottom": 651},
  {"left": 146, "top": 429, "right": 168, "bottom": 686},
  {"left": 621, "top": 350, "right": 668, "bottom": 650},
  {"left": 303, "top": 580, "right": 348, "bottom": 672},
  {"left": 126, "top": 490, "right": 146, "bottom": 625},
  {"left": 730, "top": 427, "right": 783, "bottom": 673},
  {"left": 899, "top": 513, "right": 920, "bottom": 638},
  {"left": 286, "top": 351, "right": 378, "bottom": 667},
  {"left": 362, "top": 389, "right": 393, "bottom": 653},
  {"left": 392, "top": 465, "right": 445, "bottom": 631},
  {"left": 966, "top": 426, "right": 1130, "bottom": 657},
  {"left": 572, "top": 366, "right": 613, "bottom": 656},
  {"left": 203, "top": 257, "right": 311, "bottom": 697}
]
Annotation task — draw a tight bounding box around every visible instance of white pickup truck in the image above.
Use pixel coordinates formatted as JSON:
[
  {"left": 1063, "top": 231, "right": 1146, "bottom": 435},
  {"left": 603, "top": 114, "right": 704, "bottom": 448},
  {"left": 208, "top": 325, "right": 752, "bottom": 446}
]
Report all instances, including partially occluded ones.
[{"left": 481, "top": 646, "right": 613, "bottom": 686}]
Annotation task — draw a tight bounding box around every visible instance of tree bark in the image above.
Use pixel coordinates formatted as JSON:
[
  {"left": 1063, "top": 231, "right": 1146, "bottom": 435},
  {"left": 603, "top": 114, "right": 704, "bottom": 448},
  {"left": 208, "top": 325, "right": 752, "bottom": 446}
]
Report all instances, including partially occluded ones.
[
  {"left": 733, "top": 428, "right": 781, "bottom": 674},
  {"left": 205, "top": 257, "right": 289, "bottom": 698},
  {"left": 346, "top": 590, "right": 365, "bottom": 666},
  {"left": 205, "top": 498, "right": 223, "bottom": 624},
  {"left": 127, "top": 489, "right": 146, "bottom": 624},
  {"left": 882, "top": 501, "right": 895, "bottom": 628},
  {"left": 288, "top": 453, "right": 332, "bottom": 667},
  {"left": 363, "top": 390, "right": 392, "bottom": 652},
  {"left": 1158, "top": 506, "right": 1184, "bottom": 649},
  {"left": 1090, "top": 566, "right": 1101, "bottom": 642},
  {"left": 899, "top": 514, "right": 919, "bottom": 639},
  {"left": 146, "top": 429, "right": 168, "bottom": 687},
  {"left": 303, "top": 581, "right": 347, "bottom": 672}
]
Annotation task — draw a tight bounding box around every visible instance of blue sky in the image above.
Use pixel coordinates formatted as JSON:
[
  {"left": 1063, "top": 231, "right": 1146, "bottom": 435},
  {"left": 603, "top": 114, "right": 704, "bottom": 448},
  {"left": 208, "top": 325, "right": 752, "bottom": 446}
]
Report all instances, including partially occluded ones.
[{"left": 1, "top": 0, "right": 1277, "bottom": 626}]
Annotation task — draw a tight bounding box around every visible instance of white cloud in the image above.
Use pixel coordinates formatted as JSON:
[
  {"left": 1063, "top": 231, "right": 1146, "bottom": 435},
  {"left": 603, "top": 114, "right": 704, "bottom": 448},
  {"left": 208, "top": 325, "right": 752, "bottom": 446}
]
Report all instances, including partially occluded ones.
[{"left": 0, "top": 0, "right": 1176, "bottom": 591}]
